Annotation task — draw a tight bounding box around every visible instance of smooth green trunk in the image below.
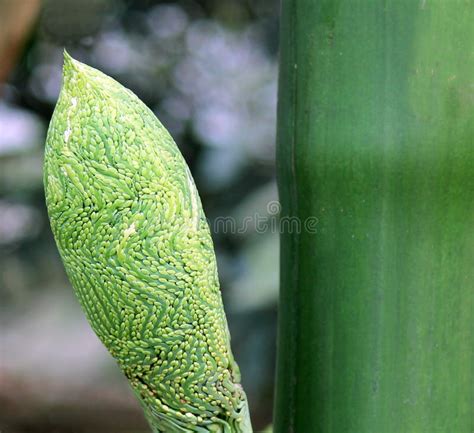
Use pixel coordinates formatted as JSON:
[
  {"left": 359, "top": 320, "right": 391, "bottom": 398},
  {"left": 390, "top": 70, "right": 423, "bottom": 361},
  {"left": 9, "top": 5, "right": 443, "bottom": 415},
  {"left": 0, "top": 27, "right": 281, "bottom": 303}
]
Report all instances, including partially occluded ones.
[{"left": 275, "top": 1, "right": 474, "bottom": 432}]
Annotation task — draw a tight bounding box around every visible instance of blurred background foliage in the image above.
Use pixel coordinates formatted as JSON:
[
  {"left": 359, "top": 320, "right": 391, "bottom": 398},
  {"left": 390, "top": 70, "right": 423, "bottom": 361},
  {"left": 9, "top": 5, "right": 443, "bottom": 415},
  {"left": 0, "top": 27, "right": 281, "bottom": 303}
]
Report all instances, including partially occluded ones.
[{"left": 0, "top": 0, "right": 279, "bottom": 431}]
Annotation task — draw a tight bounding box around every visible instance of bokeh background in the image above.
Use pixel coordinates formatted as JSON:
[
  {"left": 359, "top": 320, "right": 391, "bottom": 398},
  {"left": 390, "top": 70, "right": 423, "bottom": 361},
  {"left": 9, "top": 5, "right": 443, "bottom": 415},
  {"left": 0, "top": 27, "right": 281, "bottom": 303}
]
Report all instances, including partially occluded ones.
[{"left": 0, "top": 0, "right": 279, "bottom": 431}]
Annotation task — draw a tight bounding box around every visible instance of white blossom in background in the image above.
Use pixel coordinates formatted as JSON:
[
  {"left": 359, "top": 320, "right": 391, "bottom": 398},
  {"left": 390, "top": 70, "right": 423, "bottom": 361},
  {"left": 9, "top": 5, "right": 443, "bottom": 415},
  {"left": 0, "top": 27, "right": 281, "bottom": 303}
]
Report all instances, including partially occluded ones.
[
  {"left": 179, "top": 20, "right": 277, "bottom": 164},
  {"left": 0, "top": 103, "right": 45, "bottom": 155},
  {"left": 0, "top": 201, "right": 41, "bottom": 245}
]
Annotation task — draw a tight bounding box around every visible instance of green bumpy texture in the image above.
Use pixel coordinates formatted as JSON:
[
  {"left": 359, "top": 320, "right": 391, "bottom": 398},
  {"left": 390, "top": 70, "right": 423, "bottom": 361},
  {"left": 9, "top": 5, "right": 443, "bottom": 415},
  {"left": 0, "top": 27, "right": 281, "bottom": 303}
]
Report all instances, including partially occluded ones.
[{"left": 44, "top": 53, "right": 252, "bottom": 433}]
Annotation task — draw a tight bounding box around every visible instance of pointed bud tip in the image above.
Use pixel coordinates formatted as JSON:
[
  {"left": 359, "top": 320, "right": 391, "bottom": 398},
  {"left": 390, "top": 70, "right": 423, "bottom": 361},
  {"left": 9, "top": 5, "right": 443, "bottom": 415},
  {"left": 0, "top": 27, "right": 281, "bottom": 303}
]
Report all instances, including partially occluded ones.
[
  {"left": 62, "top": 50, "right": 88, "bottom": 78},
  {"left": 63, "top": 49, "right": 76, "bottom": 70},
  {"left": 60, "top": 50, "right": 84, "bottom": 95}
]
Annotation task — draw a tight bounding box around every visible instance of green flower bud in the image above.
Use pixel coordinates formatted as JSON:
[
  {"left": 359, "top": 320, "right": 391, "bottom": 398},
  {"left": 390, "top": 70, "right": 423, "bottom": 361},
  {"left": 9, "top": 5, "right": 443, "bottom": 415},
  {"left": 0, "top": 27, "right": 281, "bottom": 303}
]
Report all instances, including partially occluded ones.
[{"left": 44, "top": 52, "right": 252, "bottom": 433}]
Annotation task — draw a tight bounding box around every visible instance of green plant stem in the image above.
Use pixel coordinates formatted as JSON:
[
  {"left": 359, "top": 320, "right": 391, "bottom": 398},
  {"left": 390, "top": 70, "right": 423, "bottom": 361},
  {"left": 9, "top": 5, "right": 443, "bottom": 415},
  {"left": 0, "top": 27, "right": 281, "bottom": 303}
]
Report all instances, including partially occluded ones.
[{"left": 274, "top": 1, "right": 474, "bottom": 432}]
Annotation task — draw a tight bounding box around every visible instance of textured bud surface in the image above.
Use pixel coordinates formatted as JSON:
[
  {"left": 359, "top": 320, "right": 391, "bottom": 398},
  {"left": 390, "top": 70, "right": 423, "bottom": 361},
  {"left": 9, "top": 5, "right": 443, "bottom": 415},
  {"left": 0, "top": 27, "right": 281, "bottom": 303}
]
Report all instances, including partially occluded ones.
[{"left": 44, "top": 52, "right": 252, "bottom": 433}]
